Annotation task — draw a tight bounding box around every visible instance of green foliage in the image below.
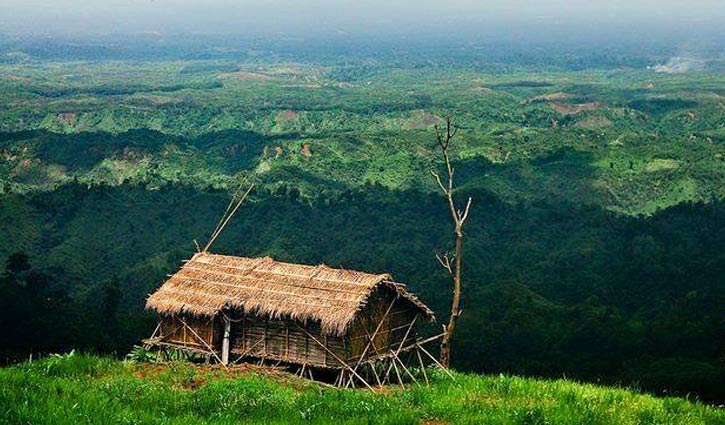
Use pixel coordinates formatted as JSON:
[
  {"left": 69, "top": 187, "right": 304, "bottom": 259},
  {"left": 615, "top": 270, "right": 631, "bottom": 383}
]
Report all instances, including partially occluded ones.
[
  {"left": 0, "top": 184, "right": 723, "bottom": 400},
  {"left": 0, "top": 355, "right": 722, "bottom": 424},
  {"left": 126, "top": 346, "right": 158, "bottom": 363},
  {"left": 0, "top": 55, "right": 724, "bottom": 404},
  {"left": 0, "top": 62, "right": 723, "bottom": 214}
]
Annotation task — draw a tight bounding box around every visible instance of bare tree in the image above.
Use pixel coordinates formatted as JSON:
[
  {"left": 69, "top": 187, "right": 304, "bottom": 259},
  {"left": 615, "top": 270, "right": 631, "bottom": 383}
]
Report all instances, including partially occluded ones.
[{"left": 430, "top": 116, "right": 473, "bottom": 368}]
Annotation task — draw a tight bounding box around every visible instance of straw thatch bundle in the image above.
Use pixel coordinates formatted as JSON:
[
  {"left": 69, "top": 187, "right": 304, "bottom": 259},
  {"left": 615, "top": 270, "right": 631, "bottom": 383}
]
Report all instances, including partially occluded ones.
[{"left": 146, "top": 252, "right": 433, "bottom": 336}]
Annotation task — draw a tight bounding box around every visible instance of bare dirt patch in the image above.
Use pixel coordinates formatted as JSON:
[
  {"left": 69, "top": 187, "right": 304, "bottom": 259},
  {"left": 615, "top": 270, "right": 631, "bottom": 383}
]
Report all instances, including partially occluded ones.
[
  {"left": 300, "top": 142, "right": 312, "bottom": 157},
  {"left": 57, "top": 112, "right": 77, "bottom": 125},
  {"left": 275, "top": 110, "right": 298, "bottom": 124},
  {"left": 404, "top": 110, "right": 441, "bottom": 130}
]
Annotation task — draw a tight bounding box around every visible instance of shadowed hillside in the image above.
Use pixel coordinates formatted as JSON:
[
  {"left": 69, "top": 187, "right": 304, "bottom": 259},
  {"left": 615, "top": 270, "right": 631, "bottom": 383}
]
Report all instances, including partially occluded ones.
[{"left": 1, "top": 183, "right": 723, "bottom": 400}]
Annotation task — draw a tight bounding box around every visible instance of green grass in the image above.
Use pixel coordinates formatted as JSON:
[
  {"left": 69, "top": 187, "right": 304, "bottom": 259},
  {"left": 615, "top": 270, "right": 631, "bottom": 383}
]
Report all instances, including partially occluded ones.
[{"left": 1, "top": 354, "right": 722, "bottom": 424}]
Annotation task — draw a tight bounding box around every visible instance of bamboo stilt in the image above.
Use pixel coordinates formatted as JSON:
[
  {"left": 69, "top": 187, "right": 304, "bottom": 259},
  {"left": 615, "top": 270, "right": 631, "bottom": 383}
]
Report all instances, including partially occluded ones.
[
  {"left": 370, "top": 362, "right": 382, "bottom": 387},
  {"left": 417, "top": 348, "right": 429, "bottom": 385},
  {"left": 393, "top": 352, "right": 419, "bottom": 386},
  {"left": 391, "top": 355, "right": 404, "bottom": 388},
  {"left": 295, "top": 325, "right": 375, "bottom": 391},
  {"left": 417, "top": 343, "right": 454, "bottom": 379}
]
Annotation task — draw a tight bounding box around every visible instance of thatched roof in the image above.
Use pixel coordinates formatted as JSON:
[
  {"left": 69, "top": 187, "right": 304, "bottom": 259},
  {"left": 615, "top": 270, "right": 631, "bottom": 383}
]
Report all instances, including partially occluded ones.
[{"left": 146, "top": 252, "right": 434, "bottom": 336}]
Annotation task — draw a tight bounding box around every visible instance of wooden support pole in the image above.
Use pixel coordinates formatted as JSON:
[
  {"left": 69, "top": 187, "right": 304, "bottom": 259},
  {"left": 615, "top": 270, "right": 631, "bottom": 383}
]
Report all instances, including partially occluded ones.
[
  {"left": 179, "top": 318, "right": 227, "bottom": 368},
  {"left": 221, "top": 315, "right": 231, "bottom": 366},
  {"left": 231, "top": 337, "right": 265, "bottom": 365},
  {"left": 417, "top": 348, "right": 429, "bottom": 385},
  {"left": 369, "top": 359, "right": 382, "bottom": 387},
  {"left": 394, "top": 315, "right": 418, "bottom": 357},
  {"left": 382, "top": 360, "right": 392, "bottom": 384},
  {"left": 391, "top": 355, "right": 404, "bottom": 389},
  {"left": 355, "top": 298, "right": 397, "bottom": 367},
  {"left": 182, "top": 318, "right": 187, "bottom": 347},
  {"left": 392, "top": 351, "right": 419, "bottom": 386},
  {"left": 417, "top": 343, "right": 454, "bottom": 379},
  {"left": 345, "top": 298, "right": 397, "bottom": 388},
  {"left": 323, "top": 334, "right": 328, "bottom": 367},
  {"left": 150, "top": 322, "right": 161, "bottom": 339},
  {"left": 295, "top": 324, "right": 375, "bottom": 391},
  {"left": 379, "top": 317, "right": 419, "bottom": 383}
]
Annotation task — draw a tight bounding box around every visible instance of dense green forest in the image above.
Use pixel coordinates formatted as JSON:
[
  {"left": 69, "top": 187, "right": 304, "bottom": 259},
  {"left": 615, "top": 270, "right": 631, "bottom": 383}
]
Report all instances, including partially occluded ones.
[{"left": 0, "top": 38, "right": 723, "bottom": 402}]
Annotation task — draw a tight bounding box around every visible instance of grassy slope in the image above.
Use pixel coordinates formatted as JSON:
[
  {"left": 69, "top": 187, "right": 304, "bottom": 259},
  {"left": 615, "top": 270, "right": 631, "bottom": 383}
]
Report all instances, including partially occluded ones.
[{"left": 0, "top": 354, "right": 722, "bottom": 425}]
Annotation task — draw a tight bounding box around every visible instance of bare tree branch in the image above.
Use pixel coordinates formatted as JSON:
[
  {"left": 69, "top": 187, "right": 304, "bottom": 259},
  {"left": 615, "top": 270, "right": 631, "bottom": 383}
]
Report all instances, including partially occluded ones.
[
  {"left": 435, "top": 253, "right": 453, "bottom": 274},
  {"left": 430, "top": 170, "right": 448, "bottom": 195},
  {"left": 460, "top": 197, "right": 473, "bottom": 224},
  {"left": 429, "top": 115, "right": 474, "bottom": 368}
]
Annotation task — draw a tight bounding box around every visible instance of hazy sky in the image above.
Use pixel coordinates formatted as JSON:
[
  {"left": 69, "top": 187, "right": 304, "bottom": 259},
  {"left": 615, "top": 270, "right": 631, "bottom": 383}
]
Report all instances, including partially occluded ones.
[{"left": 0, "top": 0, "right": 723, "bottom": 36}]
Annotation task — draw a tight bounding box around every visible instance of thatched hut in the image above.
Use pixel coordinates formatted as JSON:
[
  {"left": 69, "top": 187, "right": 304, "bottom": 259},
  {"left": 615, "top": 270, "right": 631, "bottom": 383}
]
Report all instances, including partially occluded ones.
[{"left": 144, "top": 252, "right": 436, "bottom": 386}]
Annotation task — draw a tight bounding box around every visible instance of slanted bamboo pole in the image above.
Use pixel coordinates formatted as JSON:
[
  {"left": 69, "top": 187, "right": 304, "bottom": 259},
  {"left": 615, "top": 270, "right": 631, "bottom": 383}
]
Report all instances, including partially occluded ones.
[
  {"left": 416, "top": 348, "right": 429, "bottom": 385},
  {"left": 204, "top": 183, "right": 254, "bottom": 252},
  {"left": 392, "top": 351, "right": 418, "bottom": 386},
  {"left": 150, "top": 322, "right": 161, "bottom": 339},
  {"left": 393, "top": 315, "right": 418, "bottom": 357},
  {"left": 369, "top": 363, "right": 382, "bottom": 387},
  {"left": 345, "top": 297, "right": 397, "bottom": 387},
  {"left": 380, "top": 316, "right": 419, "bottom": 382},
  {"left": 295, "top": 325, "right": 375, "bottom": 391},
  {"left": 417, "top": 343, "right": 454, "bottom": 379},
  {"left": 233, "top": 337, "right": 265, "bottom": 361},
  {"left": 179, "top": 318, "right": 226, "bottom": 368},
  {"left": 391, "top": 355, "right": 404, "bottom": 388},
  {"left": 356, "top": 298, "right": 396, "bottom": 366}
]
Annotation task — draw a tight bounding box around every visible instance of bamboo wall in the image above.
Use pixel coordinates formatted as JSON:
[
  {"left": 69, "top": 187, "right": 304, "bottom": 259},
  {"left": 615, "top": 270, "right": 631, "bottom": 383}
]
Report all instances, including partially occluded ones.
[
  {"left": 159, "top": 315, "right": 219, "bottom": 350},
  {"left": 228, "top": 315, "right": 347, "bottom": 367},
  {"left": 347, "top": 289, "right": 418, "bottom": 361},
  {"left": 156, "top": 287, "right": 419, "bottom": 368}
]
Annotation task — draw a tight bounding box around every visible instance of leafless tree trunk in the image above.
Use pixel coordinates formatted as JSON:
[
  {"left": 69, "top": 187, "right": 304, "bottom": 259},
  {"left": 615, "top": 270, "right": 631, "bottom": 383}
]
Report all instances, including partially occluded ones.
[{"left": 430, "top": 116, "right": 473, "bottom": 368}]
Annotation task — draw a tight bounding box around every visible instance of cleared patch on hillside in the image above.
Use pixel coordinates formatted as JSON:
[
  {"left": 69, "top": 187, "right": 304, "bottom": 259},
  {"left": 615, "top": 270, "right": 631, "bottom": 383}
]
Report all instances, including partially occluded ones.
[
  {"left": 645, "top": 159, "right": 680, "bottom": 172},
  {"left": 550, "top": 101, "right": 604, "bottom": 115},
  {"left": 404, "top": 110, "right": 441, "bottom": 130}
]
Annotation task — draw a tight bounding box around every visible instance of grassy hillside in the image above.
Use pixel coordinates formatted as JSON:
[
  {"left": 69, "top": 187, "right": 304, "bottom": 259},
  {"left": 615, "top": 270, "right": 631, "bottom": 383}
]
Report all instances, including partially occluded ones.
[{"left": 1, "top": 353, "right": 722, "bottom": 425}]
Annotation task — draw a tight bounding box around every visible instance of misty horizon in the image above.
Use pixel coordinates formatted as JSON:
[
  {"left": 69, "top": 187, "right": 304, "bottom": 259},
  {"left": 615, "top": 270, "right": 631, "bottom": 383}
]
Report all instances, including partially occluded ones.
[{"left": 1, "top": 0, "right": 723, "bottom": 40}]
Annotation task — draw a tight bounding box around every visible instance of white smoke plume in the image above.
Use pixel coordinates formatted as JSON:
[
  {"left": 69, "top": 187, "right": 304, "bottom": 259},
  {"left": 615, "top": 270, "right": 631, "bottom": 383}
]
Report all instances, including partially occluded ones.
[{"left": 650, "top": 57, "right": 706, "bottom": 74}]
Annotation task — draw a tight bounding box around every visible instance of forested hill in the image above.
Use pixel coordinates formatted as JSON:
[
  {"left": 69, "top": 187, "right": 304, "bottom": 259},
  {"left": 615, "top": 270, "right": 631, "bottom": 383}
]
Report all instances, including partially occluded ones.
[
  {"left": 0, "top": 53, "right": 723, "bottom": 401},
  {"left": 1, "top": 61, "right": 723, "bottom": 215}
]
